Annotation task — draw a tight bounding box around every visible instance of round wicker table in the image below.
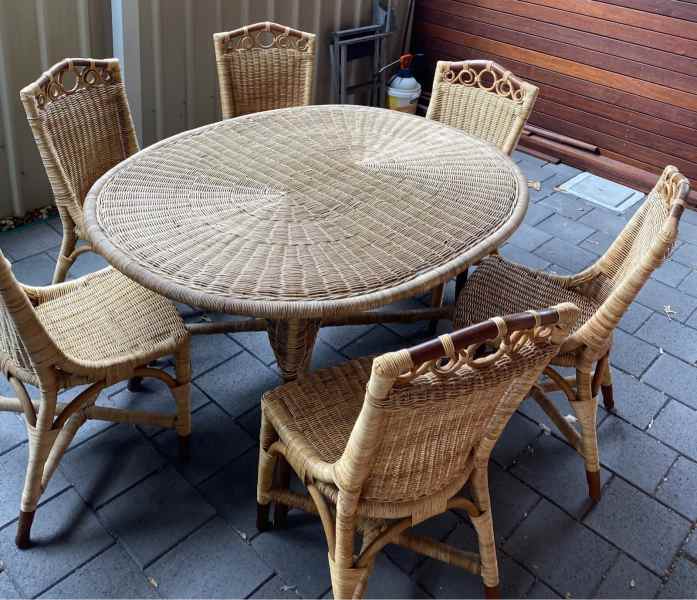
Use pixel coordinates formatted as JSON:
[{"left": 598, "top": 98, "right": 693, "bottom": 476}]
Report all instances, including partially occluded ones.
[{"left": 84, "top": 105, "right": 528, "bottom": 380}]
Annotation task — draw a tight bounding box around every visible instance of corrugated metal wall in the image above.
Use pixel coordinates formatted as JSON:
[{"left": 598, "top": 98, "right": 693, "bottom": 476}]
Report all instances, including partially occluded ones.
[
  {"left": 0, "top": 0, "right": 111, "bottom": 217},
  {"left": 0, "top": 0, "right": 409, "bottom": 217}
]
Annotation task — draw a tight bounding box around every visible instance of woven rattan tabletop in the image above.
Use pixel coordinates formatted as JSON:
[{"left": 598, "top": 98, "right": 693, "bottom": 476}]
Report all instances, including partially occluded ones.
[{"left": 84, "top": 105, "right": 527, "bottom": 319}]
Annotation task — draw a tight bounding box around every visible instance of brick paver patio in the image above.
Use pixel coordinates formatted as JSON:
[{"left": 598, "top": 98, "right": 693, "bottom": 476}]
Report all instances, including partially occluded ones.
[{"left": 0, "top": 152, "right": 696, "bottom": 598}]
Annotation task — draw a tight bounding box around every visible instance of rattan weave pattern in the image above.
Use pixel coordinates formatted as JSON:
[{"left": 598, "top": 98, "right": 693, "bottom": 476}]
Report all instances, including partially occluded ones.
[{"left": 85, "top": 105, "right": 527, "bottom": 319}]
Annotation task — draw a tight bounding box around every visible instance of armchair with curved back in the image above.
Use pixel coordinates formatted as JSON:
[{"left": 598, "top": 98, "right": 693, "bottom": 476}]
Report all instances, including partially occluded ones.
[
  {"left": 257, "top": 303, "right": 579, "bottom": 598},
  {"left": 0, "top": 255, "right": 192, "bottom": 550},
  {"left": 213, "top": 21, "right": 316, "bottom": 120},
  {"left": 20, "top": 58, "right": 139, "bottom": 284},
  {"left": 454, "top": 165, "right": 690, "bottom": 501},
  {"left": 426, "top": 59, "right": 539, "bottom": 312}
]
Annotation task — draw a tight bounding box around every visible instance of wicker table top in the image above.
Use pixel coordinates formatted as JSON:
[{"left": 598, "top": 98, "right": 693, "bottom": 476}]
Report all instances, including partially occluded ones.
[{"left": 85, "top": 105, "right": 528, "bottom": 319}]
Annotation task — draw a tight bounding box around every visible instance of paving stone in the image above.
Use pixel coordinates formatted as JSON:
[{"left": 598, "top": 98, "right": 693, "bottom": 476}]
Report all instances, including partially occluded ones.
[
  {"left": 0, "top": 442, "right": 70, "bottom": 528},
  {"left": 188, "top": 333, "right": 243, "bottom": 377},
  {"left": 385, "top": 511, "right": 458, "bottom": 573},
  {"left": 603, "top": 368, "right": 664, "bottom": 429},
  {"left": 537, "top": 213, "right": 595, "bottom": 245},
  {"left": 47, "top": 247, "right": 110, "bottom": 279},
  {"left": 688, "top": 308, "right": 697, "bottom": 330},
  {"left": 106, "top": 379, "right": 209, "bottom": 437},
  {"left": 579, "top": 231, "right": 615, "bottom": 257},
  {"left": 311, "top": 339, "right": 352, "bottom": 370},
  {"left": 360, "top": 554, "right": 429, "bottom": 599},
  {"left": 146, "top": 517, "right": 272, "bottom": 598},
  {"left": 499, "top": 243, "right": 551, "bottom": 270},
  {"left": 535, "top": 238, "right": 596, "bottom": 273},
  {"left": 230, "top": 330, "right": 277, "bottom": 365},
  {"left": 59, "top": 424, "right": 165, "bottom": 508},
  {"left": 655, "top": 457, "right": 697, "bottom": 521},
  {"left": 56, "top": 385, "right": 120, "bottom": 446},
  {"left": 248, "top": 576, "right": 300, "bottom": 599},
  {"left": 381, "top": 297, "right": 435, "bottom": 339},
  {"left": 487, "top": 463, "right": 540, "bottom": 541},
  {"left": 236, "top": 405, "right": 261, "bottom": 440},
  {"left": 10, "top": 253, "right": 56, "bottom": 286},
  {"left": 584, "top": 477, "right": 689, "bottom": 575},
  {"left": 597, "top": 416, "right": 676, "bottom": 494},
  {"left": 619, "top": 302, "right": 654, "bottom": 334},
  {"left": 578, "top": 208, "right": 628, "bottom": 238},
  {"left": 637, "top": 313, "right": 697, "bottom": 364},
  {"left": 685, "top": 531, "right": 697, "bottom": 560},
  {"left": 511, "top": 434, "right": 610, "bottom": 518},
  {"left": 155, "top": 402, "right": 254, "bottom": 484},
  {"left": 659, "top": 557, "right": 697, "bottom": 598},
  {"left": 610, "top": 329, "right": 660, "bottom": 377},
  {"left": 0, "top": 572, "right": 20, "bottom": 599},
  {"left": 518, "top": 390, "right": 608, "bottom": 434},
  {"left": 526, "top": 580, "right": 560, "bottom": 598},
  {"left": 252, "top": 513, "right": 331, "bottom": 598},
  {"left": 0, "top": 412, "right": 26, "bottom": 455},
  {"left": 516, "top": 151, "right": 551, "bottom": 170},
  {"left": 636, "top": 279, "right": 697, "bottom": 323},
  {"left": 0, "top": 489, "right": 113, "bottom": 598},
  {"left": 492, "top": 413, "right": 541, "bottom": 468},
  {"left": 342, "top": 325, "right": 404, "bottom": 358},
  {"left": 539, "top": 191, "right": 595, "bottom": 220},
  {"left": 198, "top": 448, "right": 260, "bottom": 539},
  {"left": 540, "top": 162, "right": 582, "bottom": 182},
  {"left": 524, "top": 204, "right": 555, "bottom": 227},
  {"left": 677, "top": 220, "right": 697, "bottom": 245},
  {"left": 642, "top": 354, "right": 697, "bottom": 410},
  {"left": 319, "top": 324, "right": 373, "bottom": 351},
  {"left": 504, "top": 499, "right": 618, "bottom": 598},
  {"left": 594, "top": 553, "right": 662, "bottom": 599},
  {"left": 98, "top": 466, "right": 215, "bottom": 567},
  {"left": 679, "top": 270, "right": 697, "bottom": 297},
  {"left": 0, "top": 223, "right": 61, "bottom": 260},
  {"left": 653, "top": 260, "right": 691, "bottom": 288},
  {"left": 40, "top": 544, "right": 157, "bottom": 599},
  {"left": 507, "top": 224, "right": 553, "bottom": 252},
  {"left": 195, "top": 352, "right": 279, "bottom": 419},
  {"left": 416, "top": 523, "right": 534, "bottom": 598},
  {"left": 671, "top": 242, "right": 697, "bottom": 269},
  {"left": 650, "top": 401, "right": 697, "bottom": 460}
]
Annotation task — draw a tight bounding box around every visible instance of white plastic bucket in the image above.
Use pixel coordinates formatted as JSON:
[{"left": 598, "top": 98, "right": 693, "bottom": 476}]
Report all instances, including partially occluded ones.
[{"left": 387, "top": 82, "right": 421, "bottom": 114}]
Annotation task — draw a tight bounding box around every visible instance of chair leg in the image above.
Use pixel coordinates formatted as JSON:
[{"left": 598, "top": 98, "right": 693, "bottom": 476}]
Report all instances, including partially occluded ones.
[
  {"left": 52, "top": 217, "right": 78, "bottom": 284},
  {"left": 601, "top": 364, "right": 614, "bottom": 412},
  {"left": 172, "top": 344, "right": 192, "bottom": 462},
  {"left": 470, "top": 467, "right": 500, "bottom": 596},
  {"left": 273, "top": 457, "right": 291, "bottom": 529},
  {"left": 17, "top": 387, "right": 62, "bottom": 549},
  {"left": 257, "top": 412, "right": 278, "bottom": 532},
  {"left": 572, "top": 370, "right": 601, "bottom": 502},
  {"left": 428, "top": 283, "right": 446, "bottom": 333}
]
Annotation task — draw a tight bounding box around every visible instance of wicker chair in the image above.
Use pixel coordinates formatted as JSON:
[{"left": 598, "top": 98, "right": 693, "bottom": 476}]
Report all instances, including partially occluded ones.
[
  {"left": 20, "top": 58, "right": 139, "bottom": 284},
  {"left": 257, "top": 303, "right": 579, "bottom": 599},
  {"left": 427, "top": 59, "right": 539, "bottom": 311},
  {"left": 427, "top": 60, "right": 538, "bottom": 155},
  {"left": 454, "top": 165, "right": 690, "bottom": 501},
  {"left": 0, "top": 257, "right": 191, "bottom": 550},
  {"left": 213, "top": 21, "right": 316, "bottom": 119}
]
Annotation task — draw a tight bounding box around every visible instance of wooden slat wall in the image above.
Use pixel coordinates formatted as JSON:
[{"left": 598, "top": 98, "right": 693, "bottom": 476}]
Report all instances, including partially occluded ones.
[{"left": 412, "top": 0, "right": 697, "bottom": 196}]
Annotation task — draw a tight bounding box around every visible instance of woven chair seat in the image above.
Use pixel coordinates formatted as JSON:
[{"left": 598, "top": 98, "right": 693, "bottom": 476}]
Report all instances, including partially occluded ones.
[
  {"left": 35, "top": 267, "right": 188, "bottom": 364},
  {"left": 263, "top": 357, "right": 372, "bottom": 466},
  {"left": 455, "top": 256, "right": 599, "bottom": 361}
]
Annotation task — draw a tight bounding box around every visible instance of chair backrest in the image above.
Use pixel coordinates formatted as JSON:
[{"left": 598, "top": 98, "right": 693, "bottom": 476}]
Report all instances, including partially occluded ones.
[
  {"left": 0, "top": 254, "right": 60, "bottom": 384},
  {"left": 334, "top": 303, "right": 578, "bottom": 507},
  {"left": 426, "top": 60, "right": 538, "bottom": 155},
  {"left": 575, "top": 166, "right": 690, "bottom": 347},
  {"left": 213, "top": 22, "right": 316, "bottom": 119},
  {"left": 20, "top": 58, "right": 139, "bottom": 228}
]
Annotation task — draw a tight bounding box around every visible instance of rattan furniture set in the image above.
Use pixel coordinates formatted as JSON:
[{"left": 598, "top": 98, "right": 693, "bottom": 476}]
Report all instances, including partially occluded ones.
[{"left": 1, "top": 19, "right": 689, "bottom": 599}]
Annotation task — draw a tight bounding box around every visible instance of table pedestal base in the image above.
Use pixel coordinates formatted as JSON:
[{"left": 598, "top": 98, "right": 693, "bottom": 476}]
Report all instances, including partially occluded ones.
[{"left": 266, "top": 319, "right": 321, "bottom": 382}]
